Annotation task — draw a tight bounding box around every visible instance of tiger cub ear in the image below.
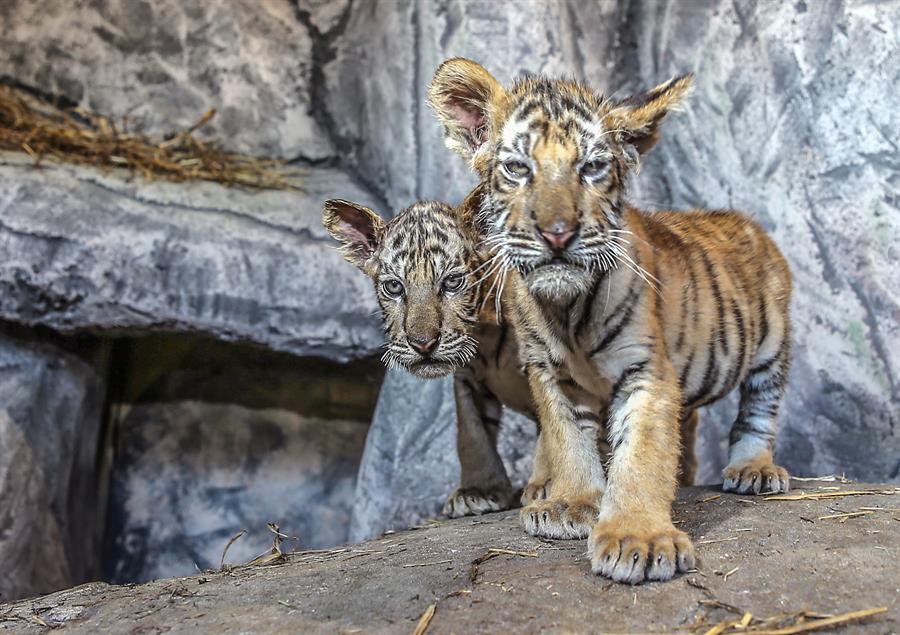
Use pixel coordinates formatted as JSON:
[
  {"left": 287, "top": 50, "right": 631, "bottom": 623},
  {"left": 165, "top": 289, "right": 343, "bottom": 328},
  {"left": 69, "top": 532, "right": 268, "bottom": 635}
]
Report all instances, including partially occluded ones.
[
  {"left": 428, "top": 58, "right": 505, "bottom": 164},
  {"left": 605, "top": 73, "right": 693, "bottom": 158},
  {"left": 322, "top": 199, "right": 386, "bottom": 270}
]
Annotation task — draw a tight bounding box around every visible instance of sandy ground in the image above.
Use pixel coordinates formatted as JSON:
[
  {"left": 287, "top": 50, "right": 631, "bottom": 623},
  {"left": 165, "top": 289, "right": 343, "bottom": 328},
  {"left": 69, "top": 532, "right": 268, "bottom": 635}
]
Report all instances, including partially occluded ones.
[{"left": 1, "top": 482, "right": 898, "bottom": 634}]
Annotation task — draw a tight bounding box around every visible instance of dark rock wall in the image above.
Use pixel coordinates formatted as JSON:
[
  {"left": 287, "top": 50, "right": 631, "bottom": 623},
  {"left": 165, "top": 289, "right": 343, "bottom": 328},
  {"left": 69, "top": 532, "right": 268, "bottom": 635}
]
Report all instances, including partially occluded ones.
[
  {"left": 0, "top": 331, "right": 106, "bottom": 601},
  {"left": 105, "top": 401, "right": 367, "bottom": 583}
]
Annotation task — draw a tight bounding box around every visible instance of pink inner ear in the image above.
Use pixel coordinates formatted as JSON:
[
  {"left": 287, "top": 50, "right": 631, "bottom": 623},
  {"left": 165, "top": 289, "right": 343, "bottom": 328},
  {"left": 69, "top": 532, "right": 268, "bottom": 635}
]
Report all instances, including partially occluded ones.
[
  {"left": 448, "top": 100, "right": 486, "bottom": 147},
  {"left": 335, "top": 209, "right": 377, "bottom": 255}
]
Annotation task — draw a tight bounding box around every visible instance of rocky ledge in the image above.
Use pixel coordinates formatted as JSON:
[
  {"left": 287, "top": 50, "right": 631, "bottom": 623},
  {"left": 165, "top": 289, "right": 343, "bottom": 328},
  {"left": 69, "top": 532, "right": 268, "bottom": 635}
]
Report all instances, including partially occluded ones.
[
  {"left": 1, "top": 483, "right": 897, "bottom": 634},
  {"left": 0, "top": 153, "right": 383, "bottom": 361}
]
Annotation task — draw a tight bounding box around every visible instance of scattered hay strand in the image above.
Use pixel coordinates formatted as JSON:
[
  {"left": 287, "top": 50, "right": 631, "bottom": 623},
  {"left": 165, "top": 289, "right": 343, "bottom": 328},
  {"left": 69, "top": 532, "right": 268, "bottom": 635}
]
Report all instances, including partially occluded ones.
[
  {"left": 696, "top": 537, "right": 739, "bottom": 545},
  {"left": 697, "top": 607, "right": 887, "bottom": 635},
  {"left": 722, "top": 567, "right": 739, "bottom": 583},
  {"left": 219, "top": 529, "right": 247, "bottom": 571},
  {"left": 217, "top": 522, "right": 294, "bottom": 571},
  {"left": 817, "top": 511, "right": 874, "bottom": 521},
  {"left": 402, "top": 559, "right": 452, "bottom": 568},
  {"left": 764, "top": 489, "right": 898, "bottom": 501},
  {"left": 243, "top": 522, "right": 290, "bottom": 567},
  {"left": 412, "top": 603, "right": 436, "bottom": 635},
  {"left": 467, "top": 547, "right": 539, "bottom": 584},
  {"left": 791, "top": 474, "right": 851, "bottom": 483},
  {"left": 0, "top": 83, "right": 302, "bottom": 190},
  {"left": 487, "top": 548, "right": 539, "bottom": 557}
]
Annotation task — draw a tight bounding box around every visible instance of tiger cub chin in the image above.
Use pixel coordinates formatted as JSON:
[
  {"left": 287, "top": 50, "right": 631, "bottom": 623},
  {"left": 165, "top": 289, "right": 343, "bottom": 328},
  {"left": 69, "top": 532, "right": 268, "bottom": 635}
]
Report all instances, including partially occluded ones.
[{"left": 323, "top": 191, "right": 699, "bottom": 534}]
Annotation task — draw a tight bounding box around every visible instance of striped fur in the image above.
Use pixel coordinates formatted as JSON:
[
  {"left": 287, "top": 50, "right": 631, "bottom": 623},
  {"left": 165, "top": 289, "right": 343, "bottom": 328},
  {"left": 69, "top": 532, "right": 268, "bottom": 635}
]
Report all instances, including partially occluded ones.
[{"left": 429, "top": 59, "right": 793, "bottom": 584}]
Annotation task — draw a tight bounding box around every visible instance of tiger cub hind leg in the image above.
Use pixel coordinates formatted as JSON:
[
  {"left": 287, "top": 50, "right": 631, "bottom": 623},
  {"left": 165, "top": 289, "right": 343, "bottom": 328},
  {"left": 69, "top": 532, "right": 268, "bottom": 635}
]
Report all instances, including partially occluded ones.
[
  {"left": 445, "top": 371, "right": 518, "bottom": 518},
  {"left": 723, "top": 323, "right": 792, "bottom": 494}
]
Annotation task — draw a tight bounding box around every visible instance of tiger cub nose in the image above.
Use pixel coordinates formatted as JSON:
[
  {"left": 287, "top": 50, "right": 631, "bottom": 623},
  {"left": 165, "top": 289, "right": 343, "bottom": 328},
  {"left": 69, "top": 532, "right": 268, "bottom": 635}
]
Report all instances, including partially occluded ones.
[
  {"left": 537, "top": 221, "right": 579, "bottom": 250},
  {"left": 408, "top": 334, "right": 439, "bottom": 355}
]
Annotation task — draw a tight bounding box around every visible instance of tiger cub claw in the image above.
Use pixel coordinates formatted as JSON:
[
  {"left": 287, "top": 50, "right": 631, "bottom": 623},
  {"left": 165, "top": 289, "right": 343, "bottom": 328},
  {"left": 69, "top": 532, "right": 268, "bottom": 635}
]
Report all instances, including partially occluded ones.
[
  {"left": 722, "top": 459, "right": 790, "bottom": 495},
  {"left": 589, "top": 518, "right": 695, "bottom": 584},
  {"left": 443, "top": 485, "right": 517, "bottom": 518},
  {"left": 520, "top": 497, "right": 599, "bottom": 539}
]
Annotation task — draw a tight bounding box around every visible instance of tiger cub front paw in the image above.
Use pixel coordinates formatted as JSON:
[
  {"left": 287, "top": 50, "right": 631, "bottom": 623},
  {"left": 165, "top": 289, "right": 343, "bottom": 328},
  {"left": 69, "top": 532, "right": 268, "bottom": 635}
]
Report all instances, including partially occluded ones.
[
  {"left": 722, "top": 456, "right": 790, "bottom": 494},
  {"left": 520, "top": 497, "right": 599, "bottom": 539},
  {"left": 443, "top": 485, "right": 517, "bottom": 518},
  {"left": 589, "top": 517, "right": 695, "bottom": 584}
]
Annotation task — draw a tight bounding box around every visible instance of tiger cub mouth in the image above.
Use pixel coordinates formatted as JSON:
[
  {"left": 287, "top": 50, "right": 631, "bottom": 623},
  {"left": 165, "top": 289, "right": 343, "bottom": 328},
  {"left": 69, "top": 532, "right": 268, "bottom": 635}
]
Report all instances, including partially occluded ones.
[{"left": 407, "top": 358, "right": 456, "bottom": 378}]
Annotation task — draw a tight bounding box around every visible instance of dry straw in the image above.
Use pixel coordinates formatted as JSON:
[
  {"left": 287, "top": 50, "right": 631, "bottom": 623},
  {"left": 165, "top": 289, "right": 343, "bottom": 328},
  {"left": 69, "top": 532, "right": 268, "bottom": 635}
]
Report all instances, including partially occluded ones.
[{"left": 0, "top": 83, "right": 302, "bottom": 190}]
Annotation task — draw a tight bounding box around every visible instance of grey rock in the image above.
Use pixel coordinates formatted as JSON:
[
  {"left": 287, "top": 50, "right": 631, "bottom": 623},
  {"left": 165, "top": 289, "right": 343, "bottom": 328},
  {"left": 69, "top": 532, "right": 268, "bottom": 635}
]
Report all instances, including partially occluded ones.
[
  {"left": 0, "top": 0, "right": 897, "bottom": 580},
  {"left": 0, "top": 333, "right": 105, "bottom": 602},
  {"left": 0, "top": 0, "right": 329, "bottom": 160},
  {"left": 349, "top": 369, "right": 535, "bottom": 542},
  {"left": 0, "top": 153, "right": 383, "bottom": 361},
  {"left": 105, "top": 401, "right": 368, "bottom": 583}
]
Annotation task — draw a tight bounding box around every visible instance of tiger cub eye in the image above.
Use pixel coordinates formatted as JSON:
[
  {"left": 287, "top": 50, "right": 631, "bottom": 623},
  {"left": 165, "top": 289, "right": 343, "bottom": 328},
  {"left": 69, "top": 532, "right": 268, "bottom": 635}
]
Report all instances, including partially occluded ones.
[
  {"left": 382, "top": 279, "right": 404, "bottom": 297},
  {"left": 442, "top": 274, "right": 465, "bottom": 293}
]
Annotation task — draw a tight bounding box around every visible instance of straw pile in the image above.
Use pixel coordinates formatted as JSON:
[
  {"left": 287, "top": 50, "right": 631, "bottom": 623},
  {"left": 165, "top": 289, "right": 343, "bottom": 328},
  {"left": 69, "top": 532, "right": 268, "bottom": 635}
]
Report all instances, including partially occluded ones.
[{"left": 0, "top": 83, "right": 302, "bottom": 190}]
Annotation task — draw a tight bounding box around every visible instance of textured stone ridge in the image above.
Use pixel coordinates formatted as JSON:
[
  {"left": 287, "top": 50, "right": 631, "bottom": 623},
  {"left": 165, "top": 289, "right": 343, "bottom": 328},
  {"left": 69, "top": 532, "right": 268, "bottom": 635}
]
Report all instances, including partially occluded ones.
[
  {"left": 1, "top": 484, "right": 897, "bottom": 634},
  {"left": 0, "top": 153, "right": 383, "bottom": 361}
]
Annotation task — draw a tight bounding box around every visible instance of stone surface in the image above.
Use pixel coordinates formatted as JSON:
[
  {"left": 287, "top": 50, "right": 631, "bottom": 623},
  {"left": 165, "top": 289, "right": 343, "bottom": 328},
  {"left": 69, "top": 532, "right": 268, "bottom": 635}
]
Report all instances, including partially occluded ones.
[
  {"left": 2, "top": 483, "right": 898, "bottom": 633},
  {"left": 0, "top": 0, "right": 328, "bottom": 161},
  {"left": 0, "top": 332, "right": 105, "bottom": 602},
  {"left": 105, "top": 401, "right": 367, "bottom": 584},
  {"left": 0, "top": 153, "right": 383, "bottom": 362},
  {"left": 349, "top": 369, "right": 536, "bottom": 542}
]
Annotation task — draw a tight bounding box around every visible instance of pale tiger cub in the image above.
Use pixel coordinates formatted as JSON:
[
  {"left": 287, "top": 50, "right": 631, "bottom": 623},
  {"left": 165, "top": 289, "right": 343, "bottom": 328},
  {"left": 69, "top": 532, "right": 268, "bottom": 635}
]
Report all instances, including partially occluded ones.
[
  {"left": 323, "top": 189, "right": 632, "bottom": 527},
  {"left": 429, "top": 59, "right": 792, "bottom": 583}
]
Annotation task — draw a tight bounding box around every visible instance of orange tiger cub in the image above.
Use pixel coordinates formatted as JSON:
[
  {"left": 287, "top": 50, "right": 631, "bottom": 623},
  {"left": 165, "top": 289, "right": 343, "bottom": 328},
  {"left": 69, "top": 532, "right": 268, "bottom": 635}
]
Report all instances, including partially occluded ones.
[{"left": 428, "top": 58, "right": 792, "bottom": 584}]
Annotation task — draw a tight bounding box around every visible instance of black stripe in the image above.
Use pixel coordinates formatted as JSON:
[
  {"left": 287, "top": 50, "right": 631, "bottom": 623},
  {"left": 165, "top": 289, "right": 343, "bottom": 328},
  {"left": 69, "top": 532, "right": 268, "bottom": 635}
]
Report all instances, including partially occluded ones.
[
  {"left": 558, "top": 94, "right": 593, "bottom": 121},
  {"left": 609, "top": 360, "right": 650, "bottom": 409},
  {"left": 756, "top": 295, "right": 770, "bottom": 348},
  {"left": 685, "top": 346, "right": 718, "bottom": 408},
  {"left": 517, "top": 100, "right": 542, "bottom": 120},
  {"left": 700, "top": 252, "right": 727, "bottom": 355},
  {"left": 731, "top": 299, "right": 747, "bottom": 378},
  {"left": 708, "top": 300, "right": 750, "bottom": 403},
  {"left": 748, "top": 346, "right": 782, "bottom": 376},
  {"left": 575, "top": 274, "right": 604, "bottom": 337},
  {"left": 678, "top": 349, "right": 695, "bottom": 389},
  {"left": 588, "top": 286, "right": 641, "bottom": 357}
]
